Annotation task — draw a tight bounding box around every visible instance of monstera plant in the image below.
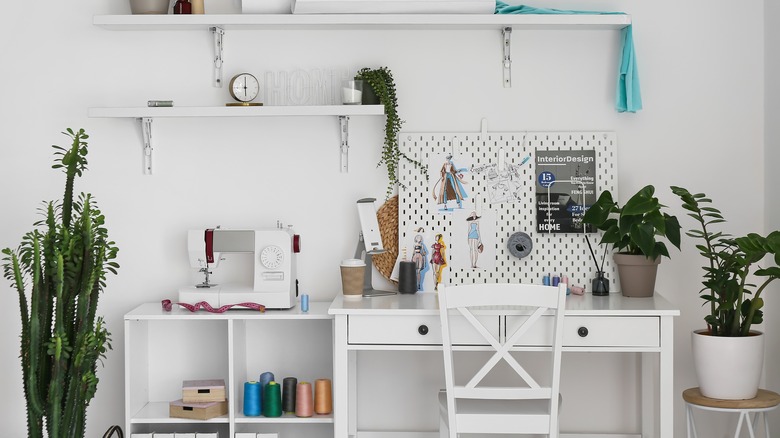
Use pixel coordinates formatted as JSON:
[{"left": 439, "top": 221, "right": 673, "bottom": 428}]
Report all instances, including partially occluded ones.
[{"left": 2, "top": 128, "right": 119, "bottom": 438}]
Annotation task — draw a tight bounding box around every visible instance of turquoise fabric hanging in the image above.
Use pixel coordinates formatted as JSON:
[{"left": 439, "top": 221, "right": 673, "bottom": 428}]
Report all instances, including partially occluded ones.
[{"left": 494, "top": 1, "right": 642, "bottom": 113}]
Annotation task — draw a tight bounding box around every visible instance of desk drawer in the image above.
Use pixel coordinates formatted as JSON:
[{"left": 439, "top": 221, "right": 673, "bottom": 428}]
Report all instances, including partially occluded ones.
[
  {"left": 506, "top": 315, "right": 660, "bottom": 348},
  {"left": 348, "top": 314, "right": 499, "bottom": 345}
]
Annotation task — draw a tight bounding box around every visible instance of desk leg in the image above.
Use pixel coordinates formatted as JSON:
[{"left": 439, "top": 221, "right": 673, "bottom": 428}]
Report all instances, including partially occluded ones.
[
  {"left": 334, "top": 316, "right": 349, "bottom": 438},
  {"left": 642, "top": 315, "right": 673, "bottom": 438},
  {"left": 659, "top": 316, "right": 674, "bottom": 438}
]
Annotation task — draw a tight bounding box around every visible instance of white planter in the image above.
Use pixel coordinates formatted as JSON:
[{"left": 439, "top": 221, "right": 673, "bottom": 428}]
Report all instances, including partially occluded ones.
[{"left": 691, "top": 329, "right": 764, "bottom": 399}]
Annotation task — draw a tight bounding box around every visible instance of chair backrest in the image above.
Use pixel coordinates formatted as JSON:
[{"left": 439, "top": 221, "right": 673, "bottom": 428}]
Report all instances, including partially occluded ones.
[{"left": 438, "top": 282, "right": 568, "bottom": 435}]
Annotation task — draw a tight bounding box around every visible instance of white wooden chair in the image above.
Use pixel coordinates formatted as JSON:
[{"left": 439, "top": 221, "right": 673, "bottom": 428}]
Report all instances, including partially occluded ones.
[{"left": 438, "top": 282, "right": 568, "bottom": 438}]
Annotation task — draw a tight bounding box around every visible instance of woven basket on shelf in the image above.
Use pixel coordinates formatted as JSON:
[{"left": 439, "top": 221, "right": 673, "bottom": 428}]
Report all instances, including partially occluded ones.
[{"left": 373, "top": 195, "right": 398, "bottom": 283}]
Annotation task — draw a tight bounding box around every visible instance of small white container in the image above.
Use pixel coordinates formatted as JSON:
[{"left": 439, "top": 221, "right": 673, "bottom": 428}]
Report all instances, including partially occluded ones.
[
  {"left": 241, "top": 0, "right": 293, "bottom": 13},
  {"left": 341, "top": 80, "right": 363, "bottom": 105}
]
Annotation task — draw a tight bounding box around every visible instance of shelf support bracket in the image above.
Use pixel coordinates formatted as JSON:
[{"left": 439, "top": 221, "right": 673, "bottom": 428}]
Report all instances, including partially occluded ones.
[
  {"left": 211, "top": 26, "right": 224, "bottom": 88},
  {"left": 502, "top": 26, "right": 512, "bottom": 88},
  {"left": 140, "top": 117, "right": 154, "bottom": 175},
  {"left": 339, "top": 115, "right": 350, "bottom": 173}
]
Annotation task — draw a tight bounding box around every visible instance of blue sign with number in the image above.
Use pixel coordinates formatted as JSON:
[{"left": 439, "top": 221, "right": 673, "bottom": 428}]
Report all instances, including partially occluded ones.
[{"left": 538, "top": 171, "right": 555, "bottom": 188}]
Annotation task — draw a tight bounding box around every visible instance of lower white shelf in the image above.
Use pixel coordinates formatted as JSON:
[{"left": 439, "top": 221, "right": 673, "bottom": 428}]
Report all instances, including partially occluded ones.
[
  {"left": 235, "top": 412, "right": 334, "bottom": 424},
  {"left": 132, "top": 401, "right": 229, "bottom": 423}
]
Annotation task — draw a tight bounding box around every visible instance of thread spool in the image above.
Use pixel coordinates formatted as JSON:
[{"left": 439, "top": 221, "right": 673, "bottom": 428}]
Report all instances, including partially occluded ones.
[
  {"left": 258, "top": 371, "right": 275, "bottom": 409},
  {"left": 398, "top": 261, "right": 417, "bottom": 294},
  {"left": 282, "top": 377, "right": 298, "bottom": 413},
  {"left": 301, "top": 294, "right": 309, "bottom": 312},
  {"left": 263, "top": 381, "right": 283, "bottom": 417},
  {"left": 296, "top": 381, "right": 313, "bottom": 417},
  {"left": 314, "top": 378, "right": 332, "bottom": 414},
  {"left": 243, "top": 381, "right": 261, "bottom": 416}
]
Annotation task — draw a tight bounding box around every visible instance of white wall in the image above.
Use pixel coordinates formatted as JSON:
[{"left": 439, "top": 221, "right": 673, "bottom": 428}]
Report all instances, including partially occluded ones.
[{"left": 0, "top": 1, "right": 767, "bottom": 437}]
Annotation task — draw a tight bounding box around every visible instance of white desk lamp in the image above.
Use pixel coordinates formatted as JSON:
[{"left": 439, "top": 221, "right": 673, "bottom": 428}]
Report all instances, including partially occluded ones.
[{"left": 354, "top": 198, "right": 396, "bottom": 297}]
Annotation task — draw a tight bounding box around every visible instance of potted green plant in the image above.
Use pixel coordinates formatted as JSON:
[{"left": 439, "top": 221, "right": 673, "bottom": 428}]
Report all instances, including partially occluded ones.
[
  {"left": 2, "top": 128, "right": 119, "bottom": 437},
  {"left": 354, "top": 67, "right": 426, "bottom": 198},
  {"left": 672, "top": 186, "right": 780, "bottom": 399},
  {"left": 581, "top": 185, "right": 681, "bottom": 297}
]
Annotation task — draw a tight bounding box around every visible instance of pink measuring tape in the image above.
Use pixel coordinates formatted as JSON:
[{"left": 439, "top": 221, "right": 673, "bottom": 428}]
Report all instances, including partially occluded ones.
[{"left": 162, "top": 299, "right": 265, "bottom": 313}]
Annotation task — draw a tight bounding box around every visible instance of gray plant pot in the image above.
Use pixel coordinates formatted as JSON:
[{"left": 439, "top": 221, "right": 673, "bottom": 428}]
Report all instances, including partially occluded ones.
[
  {"left": 613, "top": 253, "right": 659, "bottom": 297},
  {"left": 130, "top": 0, "right": 170, "bottom": 14}
]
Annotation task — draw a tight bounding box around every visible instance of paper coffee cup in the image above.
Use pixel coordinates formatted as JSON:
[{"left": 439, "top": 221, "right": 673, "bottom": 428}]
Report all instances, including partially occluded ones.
[{"left": 340, "top": 259, "right": 365, "bottom": 298}]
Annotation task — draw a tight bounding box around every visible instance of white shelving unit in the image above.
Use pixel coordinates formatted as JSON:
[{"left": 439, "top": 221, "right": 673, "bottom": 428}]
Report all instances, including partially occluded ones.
[
  {"left": 124, "top": 302, "right": 334, "bottom": 438},
  {"left": 88, "top": 105, "right": 384, "bottom": 174}
]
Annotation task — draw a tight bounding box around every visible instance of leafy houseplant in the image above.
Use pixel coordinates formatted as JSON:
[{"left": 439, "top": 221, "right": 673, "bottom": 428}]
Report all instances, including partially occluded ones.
[
  {"left": 671, "top": 186, "right": 780, "bottom": 336},
  {"left": 355, "top": 67, "right": 426, "bottom": 198},
  {"left": 2, "top": 128, "right": 119, "bottom": 438},
  {"left": 671, "top": 186, "right": 780, "bottom": 399},
  {"left": 582, "top": 185, "right": 681, "bottom": 297}
]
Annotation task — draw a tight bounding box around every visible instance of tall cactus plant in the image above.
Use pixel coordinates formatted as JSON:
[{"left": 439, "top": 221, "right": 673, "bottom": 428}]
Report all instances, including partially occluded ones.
[{"left": 2, "top": 128, "right": 119, "bottom": 438}]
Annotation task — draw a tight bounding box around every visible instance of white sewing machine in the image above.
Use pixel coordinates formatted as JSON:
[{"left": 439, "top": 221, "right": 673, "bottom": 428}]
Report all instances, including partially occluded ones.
[{"left": 178, "top": 227, "right": 300, "bottom": 309}]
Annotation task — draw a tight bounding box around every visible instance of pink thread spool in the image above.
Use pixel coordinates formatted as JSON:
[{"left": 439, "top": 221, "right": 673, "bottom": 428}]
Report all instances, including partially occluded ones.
[{"left": 296, "top": 381, "right": 313, "bottom": 417}]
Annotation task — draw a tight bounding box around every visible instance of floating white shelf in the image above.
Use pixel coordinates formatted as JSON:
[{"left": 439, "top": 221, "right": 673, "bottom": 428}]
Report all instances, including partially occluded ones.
[
  {"left": 88, "top": 105, "right": 384, "bottom": 119},
  {"left": 93, "top": 13, "right": 631, "bottom": 31},
  {"left": 88, "top": 106, "right": 384, "bottom": 174}
]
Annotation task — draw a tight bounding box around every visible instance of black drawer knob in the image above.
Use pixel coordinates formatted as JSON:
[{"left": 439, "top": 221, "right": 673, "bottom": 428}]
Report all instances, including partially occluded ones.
[
  {"left": 418, "top": 325, "right": 429, "bottom": 335},
  {"left": 577, "top": 326, "right": 589, "bottom": 337}
]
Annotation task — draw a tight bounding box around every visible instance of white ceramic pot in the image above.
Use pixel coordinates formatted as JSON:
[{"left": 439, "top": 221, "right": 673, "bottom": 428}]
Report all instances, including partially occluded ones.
[
  {"left": 129, "top": 0, "right": 170, "bottom": 14},
  {"left": 691, "top": 329, "right": 764, "bottom": 399}
]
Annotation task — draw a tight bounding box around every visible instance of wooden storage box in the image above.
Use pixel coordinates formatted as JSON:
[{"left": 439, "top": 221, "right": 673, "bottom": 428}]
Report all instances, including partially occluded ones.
[
  {"left": 182, "top": 379, "right": 226, "bottom": 403},
  {"left": 169, "top": 399, "right": 228, "bottom": 420}
]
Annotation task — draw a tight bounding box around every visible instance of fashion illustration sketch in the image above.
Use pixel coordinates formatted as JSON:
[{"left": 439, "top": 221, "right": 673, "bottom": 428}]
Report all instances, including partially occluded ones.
[
  {"left": 430, "top": 233, "right": 448, "bottom": 290},
  {"left": 430, "top": 153, "right": 471, "bottom": 212}
]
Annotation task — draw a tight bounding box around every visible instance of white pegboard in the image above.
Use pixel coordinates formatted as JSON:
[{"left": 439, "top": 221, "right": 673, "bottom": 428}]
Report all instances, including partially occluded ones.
[{"left": 398, "top": 130, "right": 619, "bottom": 291}]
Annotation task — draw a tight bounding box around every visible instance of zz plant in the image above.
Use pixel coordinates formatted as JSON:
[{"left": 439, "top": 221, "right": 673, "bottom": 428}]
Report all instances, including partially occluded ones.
[
  {"left": 2, "top": 128, "right": 119, "bottom": 438},
  {"left": 355, "top": 66, "right": 426, "bottom": 198},
  {"left": 672, "top": 186, "right": 780, "bottom": 337}
]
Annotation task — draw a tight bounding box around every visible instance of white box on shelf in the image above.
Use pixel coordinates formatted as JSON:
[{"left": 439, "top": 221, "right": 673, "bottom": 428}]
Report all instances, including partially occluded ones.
[
  {"left": 174, "top": 434, "right": 197, "bottom": 438},
  {"left": 131, "top": 435, "right": 153, "bottom": 438},
  {"left": 234, "top": 434, "right": 257, "bottom": 438},
  {"left": 196, "top": 434, "right": 219, "bottom": 438},
  {"left": 257, "top": 434, "right": 278, "bottom": 438},
  {"left": 291, "top": 0, "right": 494, "bottom": 14},
  {"left": 154, "top": 435, "right": 175, "bottom": 438},
  {"left": 241, "top": 0, "right": 292, "bottom": 13}
]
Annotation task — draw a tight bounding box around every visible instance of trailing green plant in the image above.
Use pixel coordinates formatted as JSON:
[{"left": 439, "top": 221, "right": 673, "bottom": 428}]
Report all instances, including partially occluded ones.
[
  {"left": 2, "top": 128, "right": 119, "bottom": 438},
  {"left": 671, "top": 186, "right": 780, "bottom": 337},
  {"left": 355, "top": 66, "right": 427, "bottom": 198},
  {"left": 582, "top": 185, "right": 681, "bottom": 260}
]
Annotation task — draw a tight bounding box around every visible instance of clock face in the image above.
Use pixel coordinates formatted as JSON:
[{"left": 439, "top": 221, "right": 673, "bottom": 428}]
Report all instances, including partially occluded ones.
[
  {"left": 507, "top": 232, "right": 533, "bottom": 259},
  {"left": 260, "top": 245, "right": 285, "bottom": 269},
  {"left": 229, "top": 73, "right": 260, "bottom": 102}
]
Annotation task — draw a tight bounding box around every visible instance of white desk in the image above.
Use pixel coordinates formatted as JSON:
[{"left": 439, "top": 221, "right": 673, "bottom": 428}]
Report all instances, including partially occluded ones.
[{"left": 329, "top": 293, "right": 679, "bottom": 438}]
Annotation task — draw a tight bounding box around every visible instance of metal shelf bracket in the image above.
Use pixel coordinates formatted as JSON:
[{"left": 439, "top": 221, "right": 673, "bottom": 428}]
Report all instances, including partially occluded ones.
[
  {"left": 211, "top": 26, "right": 224, "bottom": 88},
  {"left": 140, "top": 117, "right": 154, "bottom": 175},
  {"left": 502, "top": 26, "right": 512, "bottom": 88},
  {"left": 339, "top": 115, "right": 350, "bottom": 173}
]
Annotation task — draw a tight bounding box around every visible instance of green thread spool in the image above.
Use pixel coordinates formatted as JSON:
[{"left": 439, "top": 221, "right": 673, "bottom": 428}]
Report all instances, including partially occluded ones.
[{"left": 263, "top": 381, "right": 283, "bottom": 417}]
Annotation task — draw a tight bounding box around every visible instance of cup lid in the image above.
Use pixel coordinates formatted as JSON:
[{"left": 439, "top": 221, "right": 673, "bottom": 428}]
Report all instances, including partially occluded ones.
[{"left": 341, "top": 258, "right": 365, "bottom": 267}]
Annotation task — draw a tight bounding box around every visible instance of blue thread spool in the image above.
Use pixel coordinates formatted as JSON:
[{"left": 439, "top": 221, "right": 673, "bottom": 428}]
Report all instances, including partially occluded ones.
[
  {"left": 301, "top": 294, "right": 309, "bottom": 312},
  {"left": 243, "top": 381, "right": 261, "bottom": 416},
  {"left": 543, "top": 275, "right": 551, "bottom": 286},
  {"left": 552, "top": 276, "right": 560, "bottom": 287},
  {"left": 259, "top": 371, "right": 275, "bottom": 410}
]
